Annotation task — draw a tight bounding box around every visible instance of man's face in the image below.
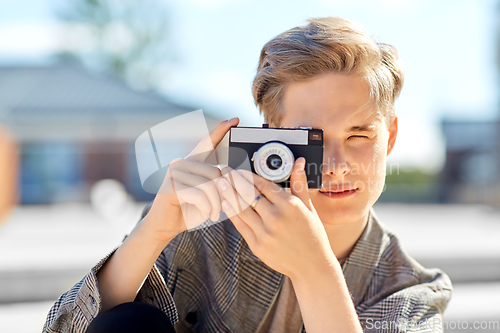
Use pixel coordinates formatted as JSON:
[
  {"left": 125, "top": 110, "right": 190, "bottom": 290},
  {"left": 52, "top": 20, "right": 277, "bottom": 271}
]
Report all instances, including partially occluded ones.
[{"left": 280, "top": 73, "right": 398, "bottom": 226}]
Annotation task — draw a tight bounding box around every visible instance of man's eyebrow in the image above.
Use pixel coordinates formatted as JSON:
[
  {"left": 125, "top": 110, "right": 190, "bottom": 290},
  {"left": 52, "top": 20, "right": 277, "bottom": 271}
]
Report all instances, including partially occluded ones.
[{"left": 346, "top": 124, "right": 378, "bottom": 133}]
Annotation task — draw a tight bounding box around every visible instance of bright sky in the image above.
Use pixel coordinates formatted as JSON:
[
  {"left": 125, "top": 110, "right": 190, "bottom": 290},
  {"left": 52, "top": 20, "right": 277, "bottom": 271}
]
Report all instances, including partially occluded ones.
[{"left": 0, "top": 0, "right": 498, "bottom": 172}]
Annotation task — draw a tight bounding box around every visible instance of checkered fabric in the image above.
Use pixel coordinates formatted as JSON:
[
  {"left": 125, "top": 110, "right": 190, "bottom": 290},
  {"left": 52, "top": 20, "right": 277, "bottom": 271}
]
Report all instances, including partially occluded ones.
[{"left": 43, "top": 205, "right": 452, "bottom": 333}]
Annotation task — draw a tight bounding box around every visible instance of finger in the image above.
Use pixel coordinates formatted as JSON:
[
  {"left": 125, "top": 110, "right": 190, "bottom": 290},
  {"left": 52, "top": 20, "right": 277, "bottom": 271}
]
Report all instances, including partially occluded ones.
[
  {"left": 289, "top": 157, "right": 315, "bottom": 211},
  {"left": 158, "top": 168, "right": 220, "bottom": 221},
  {"left": 171, "top": 179, "right": 212, "bottom": 224},
  {"left": 231, "top": 167, "right": 288, "bottom": 205},
  {"left": 186, "top": 117, "right": 239, "bottom": 163},
  {"left": 218, "top": 176, "right": 266, "bottom": 234},
  {"left": 222, "top": 168, "right": 282, "bottom": 227},
  {"left": 170, "top": 158, "right": 222, "bottom": 182},
  {"left": 220, "top": 166, "right": 260, "bottom": 208},
  {"left": 217, "top": 177, "right": 267, "bottom": 227},
  {"left": 170, "top": 169, "right": 222, "bottom": 222},
  {"left": 217, "top": 177, "right": 248, "bottom": 214},
  {"left": 221, "top": 199, "right": 256, "bottom": 247}
]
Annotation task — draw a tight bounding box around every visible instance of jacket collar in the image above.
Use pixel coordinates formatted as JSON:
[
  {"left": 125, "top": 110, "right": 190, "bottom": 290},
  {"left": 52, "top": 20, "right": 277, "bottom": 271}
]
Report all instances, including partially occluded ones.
[{"left": 342, "top": 207, "right": 390, "bottom": 306}]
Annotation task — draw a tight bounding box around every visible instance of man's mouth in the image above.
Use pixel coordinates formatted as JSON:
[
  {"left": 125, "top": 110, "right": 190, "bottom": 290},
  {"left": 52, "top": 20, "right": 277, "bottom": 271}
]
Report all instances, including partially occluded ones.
[
  {"left": 319, "top": 186, "right": 358, "bottom": 193},
  {"left": 318, "top": 184, "right": 359, "bottom": 199}
]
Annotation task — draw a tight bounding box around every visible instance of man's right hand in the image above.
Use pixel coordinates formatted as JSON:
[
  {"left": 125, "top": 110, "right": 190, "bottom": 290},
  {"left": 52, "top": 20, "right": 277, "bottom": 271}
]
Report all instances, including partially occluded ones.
[
  {"left": 96, "top": 117, "right": 240, "bottom": 313},
  {"left": 143, "top": 117, "right": 240, "bottom": 245}
]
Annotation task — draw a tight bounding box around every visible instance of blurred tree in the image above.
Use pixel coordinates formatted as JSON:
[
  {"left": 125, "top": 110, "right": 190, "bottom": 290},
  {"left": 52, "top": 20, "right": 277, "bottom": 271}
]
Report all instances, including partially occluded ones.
[
  {"left": 56, "top": 0, "right": 175, "bottom": 90},
  {"left": 380, "top": 167, "right": 439, "bottom": 203}
]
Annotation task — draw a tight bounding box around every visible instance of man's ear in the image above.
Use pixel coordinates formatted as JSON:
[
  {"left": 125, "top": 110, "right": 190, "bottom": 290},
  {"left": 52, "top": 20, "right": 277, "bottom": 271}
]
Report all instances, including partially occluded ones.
[{"left": 387, "top": 116, "right": 398, "bottom": 156}]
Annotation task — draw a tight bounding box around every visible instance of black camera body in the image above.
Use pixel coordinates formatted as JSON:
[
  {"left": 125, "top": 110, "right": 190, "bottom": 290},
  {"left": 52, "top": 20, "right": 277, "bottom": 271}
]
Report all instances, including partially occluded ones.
[{"left": 228, "top": 124, "right": 324, "bottom": 188}]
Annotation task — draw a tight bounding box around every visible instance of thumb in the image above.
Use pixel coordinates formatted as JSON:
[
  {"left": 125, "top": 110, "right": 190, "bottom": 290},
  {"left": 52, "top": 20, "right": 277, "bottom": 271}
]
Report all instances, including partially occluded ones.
[
  {"left": 290, "top": 157, "right": 316, "bottom": 212},
  {"left": 186, "top": 117, "right": 239, "bottom": 163}
]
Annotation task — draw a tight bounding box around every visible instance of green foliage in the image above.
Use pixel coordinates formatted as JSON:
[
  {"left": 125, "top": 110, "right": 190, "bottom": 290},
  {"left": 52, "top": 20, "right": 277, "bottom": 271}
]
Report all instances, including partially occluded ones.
[
  {"left": 379, "top": 167, "right": 440, "bottom": 203},
  {"left": 385, "top": 167, "right": 438, "bottom": 184}
]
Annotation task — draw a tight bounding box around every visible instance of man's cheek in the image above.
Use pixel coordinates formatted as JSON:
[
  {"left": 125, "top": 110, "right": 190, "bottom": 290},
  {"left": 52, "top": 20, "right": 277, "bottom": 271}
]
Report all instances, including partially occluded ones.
[{"left": 366, "top": 174, "right": 386, "bottom": 195}]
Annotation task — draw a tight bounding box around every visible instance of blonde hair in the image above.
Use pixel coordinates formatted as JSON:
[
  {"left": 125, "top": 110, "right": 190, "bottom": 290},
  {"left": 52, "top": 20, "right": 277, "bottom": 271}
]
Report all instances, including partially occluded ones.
[{"left": 252, "top": 17, "right": 404, "bottom": 127}]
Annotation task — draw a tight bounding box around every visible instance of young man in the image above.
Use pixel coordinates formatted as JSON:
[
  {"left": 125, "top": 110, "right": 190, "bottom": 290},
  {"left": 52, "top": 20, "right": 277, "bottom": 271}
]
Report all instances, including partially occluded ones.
[{"left": 43, "top": 17, "right": 452, "bottom": 333}]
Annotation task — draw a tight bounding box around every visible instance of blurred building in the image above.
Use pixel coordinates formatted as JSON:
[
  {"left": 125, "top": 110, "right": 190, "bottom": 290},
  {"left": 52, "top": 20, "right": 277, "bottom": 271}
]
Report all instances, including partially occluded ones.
[
  {"left": 0, "top": 62, "right": 222, "bottom": 204},
  {"left": 0, "top": 124, "right": 18, "bottom": 222},
  {"left": 439, "top": 118, "right": 500, "bottom": 206}
]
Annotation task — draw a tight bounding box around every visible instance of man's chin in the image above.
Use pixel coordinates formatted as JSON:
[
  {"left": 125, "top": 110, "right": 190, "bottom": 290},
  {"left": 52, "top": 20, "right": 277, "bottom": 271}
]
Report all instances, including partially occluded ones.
[
  {"left": 312, "top": 196, "right": 367, "bottom": 223},
  {"left": 317, "top": 208, "right": 365, "bottom": 225}
]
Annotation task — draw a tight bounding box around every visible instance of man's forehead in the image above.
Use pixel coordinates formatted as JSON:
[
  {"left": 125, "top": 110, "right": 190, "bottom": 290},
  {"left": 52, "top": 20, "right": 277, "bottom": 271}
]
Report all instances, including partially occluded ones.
[
  {"left": 346, "top": 109, "right": 384, "bottom": 127},
  {"left": 283, "top": 108, "right": 383, "bottom": 130}
]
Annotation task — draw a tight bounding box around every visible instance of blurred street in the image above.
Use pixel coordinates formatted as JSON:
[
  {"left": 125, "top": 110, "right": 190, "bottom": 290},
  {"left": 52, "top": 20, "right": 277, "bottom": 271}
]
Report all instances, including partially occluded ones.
[{"left": 0, "top": 202, "right": 499, "bottom": 332}]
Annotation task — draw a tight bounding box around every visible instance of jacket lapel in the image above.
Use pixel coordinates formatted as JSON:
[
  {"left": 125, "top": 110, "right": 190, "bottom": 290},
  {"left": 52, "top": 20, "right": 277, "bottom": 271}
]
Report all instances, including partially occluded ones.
[
  {"left": 342, "top": 207, "right": 390, "bottom": 307},
  {"left": 222, "top": 229, "right": 284, "bottom": 333}
]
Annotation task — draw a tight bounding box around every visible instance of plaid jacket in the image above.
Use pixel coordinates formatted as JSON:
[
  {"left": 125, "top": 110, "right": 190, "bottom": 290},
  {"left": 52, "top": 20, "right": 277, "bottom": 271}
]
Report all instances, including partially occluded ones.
[{"left": 43, "top": 206, "right": 452, "bottom": 333}]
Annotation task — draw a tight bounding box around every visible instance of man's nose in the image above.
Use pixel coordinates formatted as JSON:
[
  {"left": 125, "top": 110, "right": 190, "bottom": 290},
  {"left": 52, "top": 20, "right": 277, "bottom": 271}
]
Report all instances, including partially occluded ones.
[{"left": 322, "top": 143, "right": 350, "bottom": 176}]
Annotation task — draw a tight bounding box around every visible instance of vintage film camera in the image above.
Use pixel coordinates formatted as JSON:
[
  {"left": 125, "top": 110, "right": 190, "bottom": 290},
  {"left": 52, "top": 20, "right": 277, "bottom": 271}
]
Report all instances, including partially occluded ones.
[{"left": 228, "top": 124, "right": 324, "bottom": 188}]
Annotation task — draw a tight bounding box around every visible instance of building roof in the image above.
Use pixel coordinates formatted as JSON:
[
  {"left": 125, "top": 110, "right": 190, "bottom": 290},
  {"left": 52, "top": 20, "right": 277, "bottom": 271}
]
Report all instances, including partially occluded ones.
[{"left": 0, "top": 62, "right": 220, "bottom": 141}]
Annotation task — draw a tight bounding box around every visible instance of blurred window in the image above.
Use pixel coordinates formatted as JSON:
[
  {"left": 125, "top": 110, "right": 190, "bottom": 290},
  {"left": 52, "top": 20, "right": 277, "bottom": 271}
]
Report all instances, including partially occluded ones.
[
  {"left": 443, "top": 122, "right": 497, "bottom": 151},
  {"left": 460, "top": 152, "right": 498, "bottom": 184},
  {"left": 20, "top": 142, "right": 83, "bottom": 204}
]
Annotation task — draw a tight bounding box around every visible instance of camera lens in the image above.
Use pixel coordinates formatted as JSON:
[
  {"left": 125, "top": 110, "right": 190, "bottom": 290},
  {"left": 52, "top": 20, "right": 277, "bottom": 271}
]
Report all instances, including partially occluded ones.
[
  {"left": 266, "top": 154, "right": 282, "bottom": 170},
  {"left": 252, "top": 142, "right": 294, "bottom": 183}
]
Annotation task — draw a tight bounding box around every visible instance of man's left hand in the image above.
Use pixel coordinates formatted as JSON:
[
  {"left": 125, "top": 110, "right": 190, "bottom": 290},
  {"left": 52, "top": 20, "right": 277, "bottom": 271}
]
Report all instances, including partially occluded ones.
[{"left": 217, "top": 157, "right": 336, "bottom": 280}]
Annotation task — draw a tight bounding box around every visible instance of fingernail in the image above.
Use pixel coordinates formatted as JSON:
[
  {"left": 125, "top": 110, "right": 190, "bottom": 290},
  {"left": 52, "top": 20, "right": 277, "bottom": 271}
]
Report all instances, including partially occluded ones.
[
  {"left": 218, "top": 178, "right": 228, "bottom": 191},
  {"left": 297, "top": 158, "right": 305, "bottom": 173},
  {"left": 228, "top": 117, "right": 238, "bottom": 122},
  {"left": 212, "top": 212, "right": 220, "bottom": 222}
]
